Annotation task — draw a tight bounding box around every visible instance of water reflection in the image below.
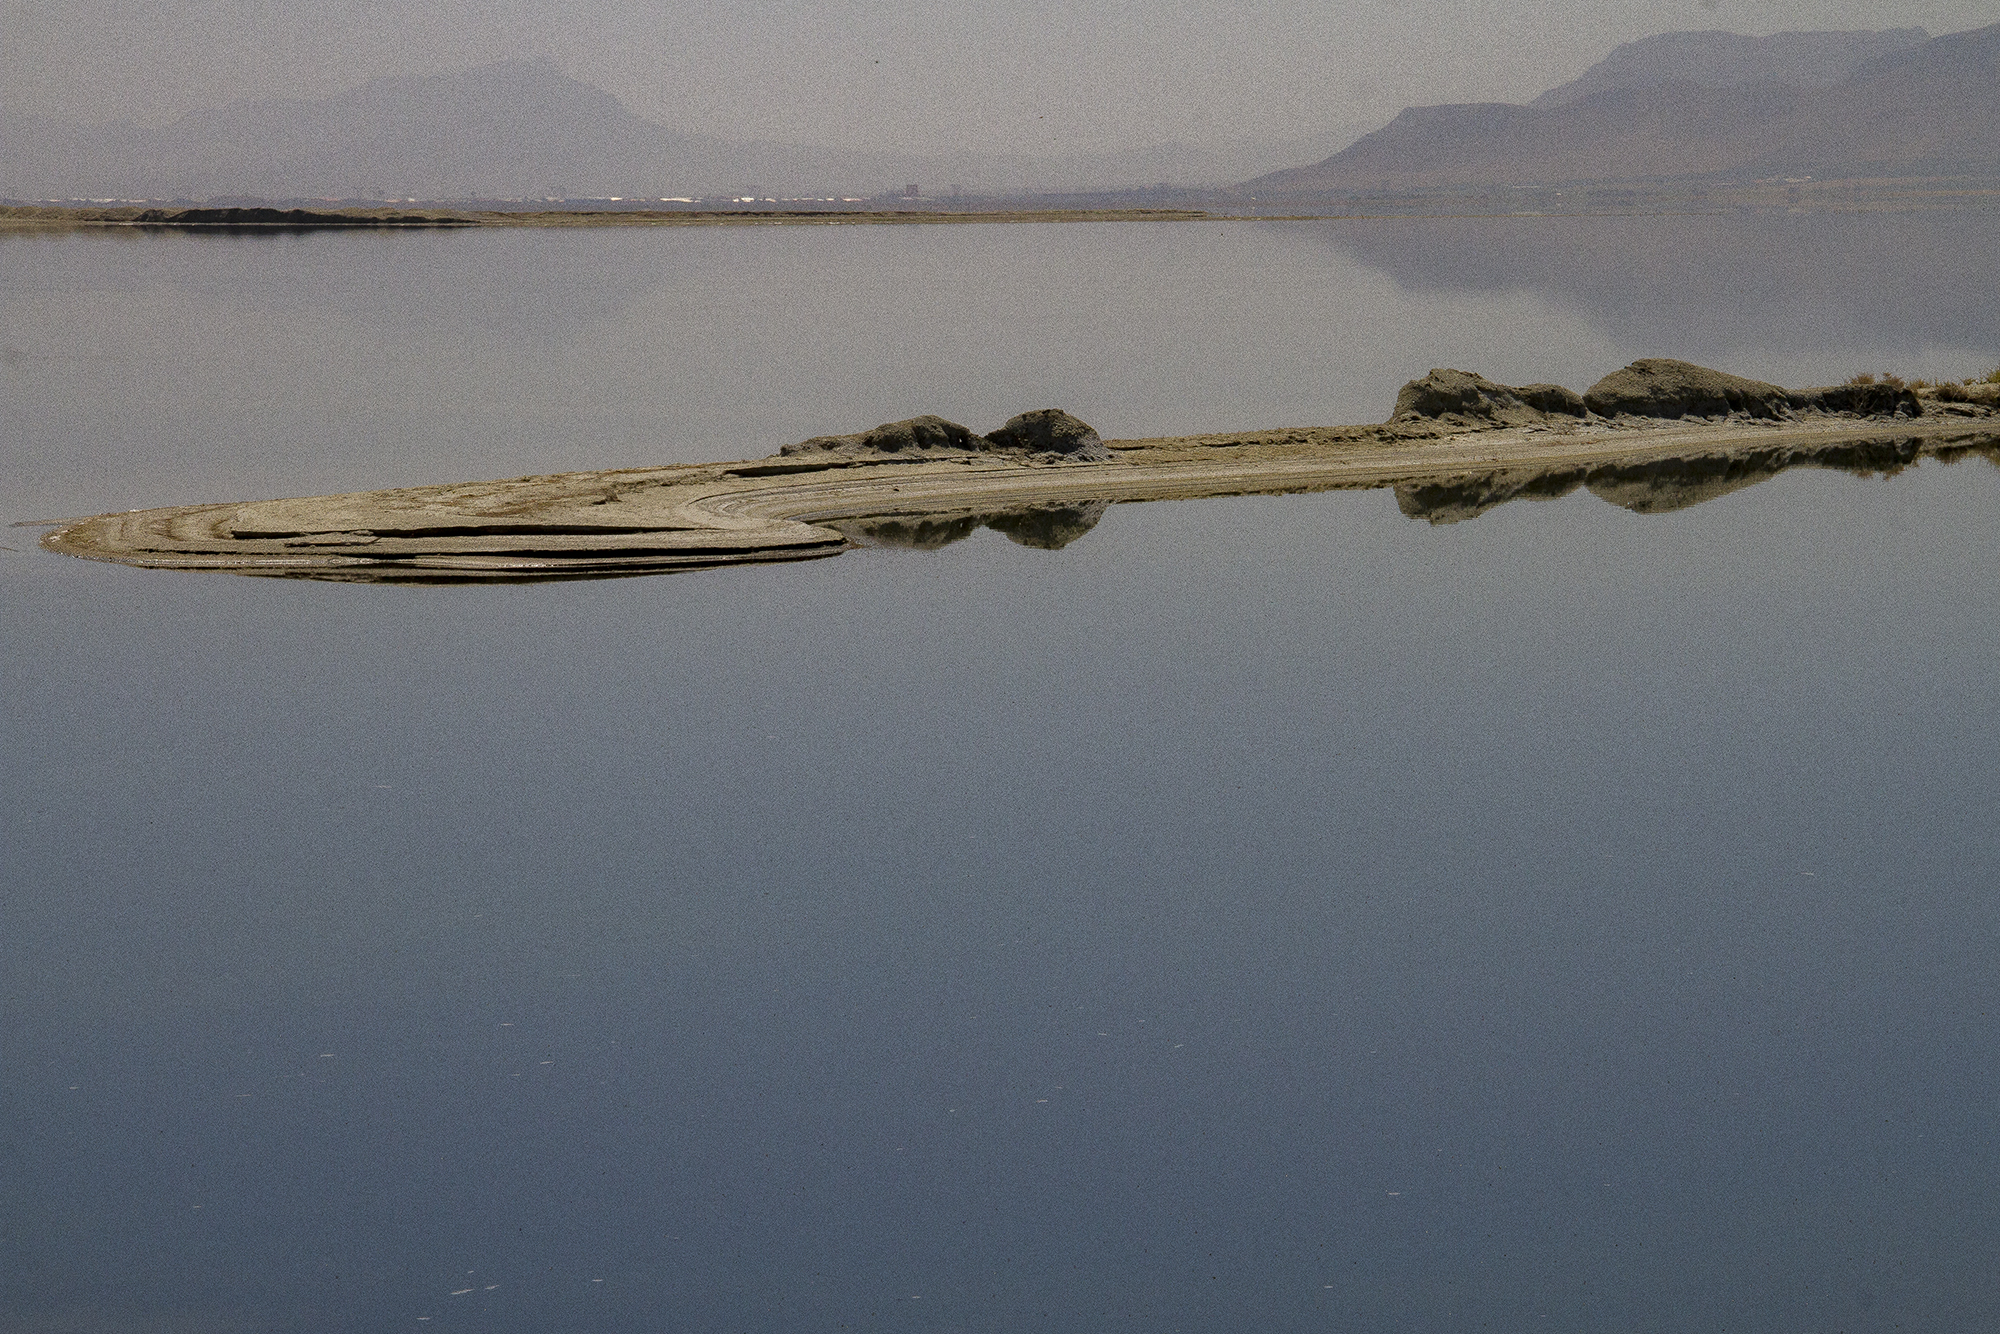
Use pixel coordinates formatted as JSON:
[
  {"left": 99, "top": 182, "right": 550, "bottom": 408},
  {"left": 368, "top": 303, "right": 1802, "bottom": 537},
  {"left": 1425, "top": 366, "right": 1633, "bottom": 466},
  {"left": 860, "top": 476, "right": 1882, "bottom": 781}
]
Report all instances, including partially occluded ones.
[
  {"left": 196, "top": 437, "right": 2000, "bottom": 584},
  {"left": 1316, "top": 209, "right": 2000, "bottom": 370},
  {"left": 1395, "top": 432, "right": 2000, "bottom": 524},
  {"left": 838, "top": 433, "right": 2000, "bottom": 553},
  {"left": 12, "top": 213, "right": 2000, "bottom": 1333},
  {"left": 833, "top": 500, "right": 1108, "bottom": 551}
]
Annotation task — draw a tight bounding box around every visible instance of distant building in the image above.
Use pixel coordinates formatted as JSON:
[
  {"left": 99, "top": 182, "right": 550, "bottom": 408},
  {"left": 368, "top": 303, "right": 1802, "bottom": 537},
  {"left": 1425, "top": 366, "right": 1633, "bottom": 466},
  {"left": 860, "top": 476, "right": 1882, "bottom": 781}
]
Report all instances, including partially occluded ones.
[{"left": 902, "top": 184, "right": 920, "bottom": 198}]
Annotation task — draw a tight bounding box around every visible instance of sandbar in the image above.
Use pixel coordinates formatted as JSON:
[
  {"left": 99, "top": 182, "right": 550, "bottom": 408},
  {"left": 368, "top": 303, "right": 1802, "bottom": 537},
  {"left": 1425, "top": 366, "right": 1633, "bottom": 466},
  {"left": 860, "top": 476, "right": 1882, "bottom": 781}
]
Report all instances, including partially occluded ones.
[{"left": 36, "top": 362, "right": 2000, "bottom": 583}]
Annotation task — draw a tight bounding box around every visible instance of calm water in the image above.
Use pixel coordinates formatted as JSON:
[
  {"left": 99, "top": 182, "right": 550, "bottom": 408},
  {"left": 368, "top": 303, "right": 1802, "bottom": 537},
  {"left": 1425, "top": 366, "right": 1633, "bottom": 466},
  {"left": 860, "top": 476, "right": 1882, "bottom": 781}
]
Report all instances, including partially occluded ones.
[{"left": 4, "top": 212, "right": 1998, "bottom": 1332}]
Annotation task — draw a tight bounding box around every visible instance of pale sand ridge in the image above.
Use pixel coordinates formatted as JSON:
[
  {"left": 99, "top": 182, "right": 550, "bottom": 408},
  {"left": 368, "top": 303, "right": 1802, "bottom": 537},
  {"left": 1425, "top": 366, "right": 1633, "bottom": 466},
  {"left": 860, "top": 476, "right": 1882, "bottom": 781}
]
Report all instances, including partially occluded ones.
[{"left": 38, "top": 362, "right": 2000, "bottom": 583}]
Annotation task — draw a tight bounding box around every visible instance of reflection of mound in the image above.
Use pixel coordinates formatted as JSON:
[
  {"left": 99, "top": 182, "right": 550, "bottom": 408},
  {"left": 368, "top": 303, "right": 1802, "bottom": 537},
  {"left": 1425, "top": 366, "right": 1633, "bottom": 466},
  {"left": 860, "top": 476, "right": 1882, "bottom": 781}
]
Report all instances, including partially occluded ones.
[
  {"left": 982, "top": 501, "right": 1108, "bottom": 549},
  {"left": 834, "top": 500, "right": 1108, "bottom": 551},
  {"left": 1395, "top": 467, "right": 1587, "bottom": 524},
  {"left": 840, "top": 514, "right": 985, "bottom": 549},
  {"left": 1397, "top": 433, "right": 1961, "bottom": 524},
  {"left": 1585, "top": 459, "right": 1785, "bottom": 514}
]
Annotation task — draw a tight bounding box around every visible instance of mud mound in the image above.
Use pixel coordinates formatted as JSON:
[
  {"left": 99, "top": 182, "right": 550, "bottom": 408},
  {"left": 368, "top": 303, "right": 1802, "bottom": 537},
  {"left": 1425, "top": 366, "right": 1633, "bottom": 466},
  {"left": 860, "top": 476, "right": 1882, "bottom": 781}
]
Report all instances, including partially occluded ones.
[
  {"left": 984, "top": 410, "right": 1111, "bottom": 461},
  {"left": 1392, "top": 369, "right": 1585, "bottom": 425},
  {"left": 780, "top": 414, "right": 983, "bottom": 459},
  {"left": 1583, "top": 358, "right": 1790, "bottom": 420},
  {"left": 1513, "top": 383, "right": 1588, "bottom": 417},
  {"left": 778, "top": 411, "right": 1108, "bottom": 463}
]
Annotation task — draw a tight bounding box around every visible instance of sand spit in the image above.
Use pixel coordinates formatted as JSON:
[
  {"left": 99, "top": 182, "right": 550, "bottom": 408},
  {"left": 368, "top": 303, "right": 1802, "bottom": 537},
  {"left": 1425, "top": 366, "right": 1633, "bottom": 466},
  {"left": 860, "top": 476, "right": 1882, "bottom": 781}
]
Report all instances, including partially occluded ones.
[{"left": 38, "top": 362, "right": 2000, "bottom": 583}]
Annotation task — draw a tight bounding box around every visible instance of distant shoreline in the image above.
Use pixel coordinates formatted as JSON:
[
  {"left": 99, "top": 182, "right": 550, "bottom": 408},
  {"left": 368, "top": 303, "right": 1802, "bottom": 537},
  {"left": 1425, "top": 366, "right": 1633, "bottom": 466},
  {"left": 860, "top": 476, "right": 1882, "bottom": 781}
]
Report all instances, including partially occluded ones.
[
  {"left": 0, "top": 203, "right": 1215, "bottom": 231},
  {"left": 5, "top": 175, "right": 1999, "bottom": 233}
]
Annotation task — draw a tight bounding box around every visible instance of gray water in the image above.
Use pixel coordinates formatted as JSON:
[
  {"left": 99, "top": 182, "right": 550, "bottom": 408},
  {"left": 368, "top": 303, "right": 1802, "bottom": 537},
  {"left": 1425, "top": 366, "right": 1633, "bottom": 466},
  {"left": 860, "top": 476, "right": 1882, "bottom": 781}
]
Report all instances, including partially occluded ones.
[{"left": 4, "top": 212, "right": 1998, "bottom": 1332}]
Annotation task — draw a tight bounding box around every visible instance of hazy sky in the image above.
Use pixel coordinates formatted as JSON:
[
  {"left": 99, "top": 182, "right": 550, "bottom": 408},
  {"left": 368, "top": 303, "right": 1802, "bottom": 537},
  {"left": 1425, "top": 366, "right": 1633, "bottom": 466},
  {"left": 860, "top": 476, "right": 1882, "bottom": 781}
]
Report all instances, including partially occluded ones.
[{"left": 6, "top": 0, "right": 1995, "bottom": 152}]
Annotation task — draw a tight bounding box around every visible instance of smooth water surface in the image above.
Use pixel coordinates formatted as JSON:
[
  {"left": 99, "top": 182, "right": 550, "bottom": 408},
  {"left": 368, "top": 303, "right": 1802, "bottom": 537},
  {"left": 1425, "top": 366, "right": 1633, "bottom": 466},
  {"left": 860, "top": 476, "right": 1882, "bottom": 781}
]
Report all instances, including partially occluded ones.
[{"left": 3, "top": 212, "right": 1998, "bottom": 1332}]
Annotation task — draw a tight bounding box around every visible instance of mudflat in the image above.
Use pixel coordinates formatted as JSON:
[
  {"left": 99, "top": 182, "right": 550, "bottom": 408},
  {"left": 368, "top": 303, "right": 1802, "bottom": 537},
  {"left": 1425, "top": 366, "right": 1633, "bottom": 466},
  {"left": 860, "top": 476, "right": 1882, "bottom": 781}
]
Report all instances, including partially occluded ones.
[{"left": 37, "top": 361, "right": 2000, "bottom": 583}]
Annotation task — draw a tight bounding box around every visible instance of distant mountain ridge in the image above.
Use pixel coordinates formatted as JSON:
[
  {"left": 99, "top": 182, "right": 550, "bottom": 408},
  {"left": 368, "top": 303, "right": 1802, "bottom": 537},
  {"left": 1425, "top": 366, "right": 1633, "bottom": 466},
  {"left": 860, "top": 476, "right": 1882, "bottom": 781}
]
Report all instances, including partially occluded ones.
[
  {"left": 1248, "top": 22, "right": 2000, "bottom": 195},
  {"left": 1531, "top": 27, "right": 1930, "bottom": 107},
  {"left": 0, "top": 60, "right": 1365, "bottom": 201}
]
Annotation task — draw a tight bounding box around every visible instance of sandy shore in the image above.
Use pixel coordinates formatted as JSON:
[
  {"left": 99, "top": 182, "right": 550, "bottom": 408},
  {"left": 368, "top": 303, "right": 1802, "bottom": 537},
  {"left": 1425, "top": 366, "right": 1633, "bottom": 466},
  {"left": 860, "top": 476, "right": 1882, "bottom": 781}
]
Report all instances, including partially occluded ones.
[{"left": 38, "top": 397, "right": 2000, "bottom": 583}]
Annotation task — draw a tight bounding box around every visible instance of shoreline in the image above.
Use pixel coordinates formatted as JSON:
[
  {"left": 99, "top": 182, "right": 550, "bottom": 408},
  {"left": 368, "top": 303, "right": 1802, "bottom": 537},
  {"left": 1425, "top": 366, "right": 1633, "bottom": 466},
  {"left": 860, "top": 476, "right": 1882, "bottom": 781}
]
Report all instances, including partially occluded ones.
[
  {"left": 8, "top": 174, "right": 1999, "bottom": 234},
  {"left": 38, "top": 363, "right": 2000, "bottom": 583},
  {"left": 0, "top": 204, "right": 1215, "bottom": 232}
]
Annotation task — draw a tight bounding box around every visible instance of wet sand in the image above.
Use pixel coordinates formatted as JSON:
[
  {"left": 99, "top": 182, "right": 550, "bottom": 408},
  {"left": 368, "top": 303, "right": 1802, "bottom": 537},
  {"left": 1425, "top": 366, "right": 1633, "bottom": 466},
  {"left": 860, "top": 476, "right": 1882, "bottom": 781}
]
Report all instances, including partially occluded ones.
[{"left": 38, "top": 404, "right": 2000, "bottom": 583}]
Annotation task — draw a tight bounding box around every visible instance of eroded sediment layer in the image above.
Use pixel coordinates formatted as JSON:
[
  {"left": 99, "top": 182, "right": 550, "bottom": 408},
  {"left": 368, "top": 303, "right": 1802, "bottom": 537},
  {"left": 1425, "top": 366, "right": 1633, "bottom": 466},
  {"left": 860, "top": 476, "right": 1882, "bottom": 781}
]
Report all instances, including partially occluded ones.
[{"left": 38, "top": 360, "right": 2000, "bottom": 583}]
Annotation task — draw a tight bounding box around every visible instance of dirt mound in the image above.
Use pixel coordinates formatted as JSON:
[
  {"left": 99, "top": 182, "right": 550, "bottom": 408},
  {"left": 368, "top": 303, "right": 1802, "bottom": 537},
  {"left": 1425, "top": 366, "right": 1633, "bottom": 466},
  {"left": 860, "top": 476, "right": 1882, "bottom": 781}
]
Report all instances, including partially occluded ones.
[
  {"left": 984, "top": 409, "right": 1111, "bottom": 461},
  {"left": 1392, "top": 369, "right": 1585, "bottom": 425},
  {"left": 1514, "top": 383, "right": 1588, "bottom": 417},
  {"left": 780, "top": 415, "right": 983, "bottom": 459},
  {"left": 1583, "top": 358, "right": 1790, "bottom": 420},
  {"left": 778, "top": 411, "right": 1108, "bottom": 463}
]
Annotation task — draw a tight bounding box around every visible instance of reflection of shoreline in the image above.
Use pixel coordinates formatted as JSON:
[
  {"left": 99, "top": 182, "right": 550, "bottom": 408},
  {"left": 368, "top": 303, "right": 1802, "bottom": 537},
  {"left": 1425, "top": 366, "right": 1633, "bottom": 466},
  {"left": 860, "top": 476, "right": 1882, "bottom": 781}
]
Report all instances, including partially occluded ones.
[
  {"left": 1394, "top": 433, "right": 2000, "bottom": 524},
  {"left": 41, "top": 411, "right": 2000, "bottom": 584},
  {"left": 1312, "top": 210, "right": 2000, "bottom": 361}
]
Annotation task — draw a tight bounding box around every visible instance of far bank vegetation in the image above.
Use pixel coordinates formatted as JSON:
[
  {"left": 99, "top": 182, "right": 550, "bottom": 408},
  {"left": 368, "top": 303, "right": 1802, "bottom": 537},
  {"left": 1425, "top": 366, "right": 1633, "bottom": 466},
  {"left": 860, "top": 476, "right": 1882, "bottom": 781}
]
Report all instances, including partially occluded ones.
[{"left": 1853, "top": 366, "right": 2000, "bottom": 403}]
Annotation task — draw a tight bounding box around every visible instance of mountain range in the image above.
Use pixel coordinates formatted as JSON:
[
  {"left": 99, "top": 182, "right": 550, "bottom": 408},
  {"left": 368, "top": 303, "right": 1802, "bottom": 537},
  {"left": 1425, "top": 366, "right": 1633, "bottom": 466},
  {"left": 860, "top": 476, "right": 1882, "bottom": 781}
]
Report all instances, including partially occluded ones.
[
  {"left": 1248, "top": 22, "right": 2000, "bottom": 195},
  {"left": 8, "top": 23, "right": 1997, "bottom": 203},
  {"left": 0, "top": 61, "right": 1363, "bottom": 202},
  {"left": 1529, "top": 27, "right": 1930, "bottom": 108}
]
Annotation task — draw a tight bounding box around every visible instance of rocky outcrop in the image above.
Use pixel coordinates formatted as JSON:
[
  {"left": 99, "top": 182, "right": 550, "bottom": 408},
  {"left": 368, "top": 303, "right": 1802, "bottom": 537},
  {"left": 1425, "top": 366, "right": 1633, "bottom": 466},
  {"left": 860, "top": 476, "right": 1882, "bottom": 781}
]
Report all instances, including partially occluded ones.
[
  {"left": 1582, "top": 358, "right": 1792, "bottom": 420},
  {"left": 1392, "top": 369, "right": 1585, "bottom": 425},
  {"left": 777, "top": 410, "right": 1109, "bottom": 464},
  {"left": 1394, "top": 359, "right": 1951, "bottom": 433}
]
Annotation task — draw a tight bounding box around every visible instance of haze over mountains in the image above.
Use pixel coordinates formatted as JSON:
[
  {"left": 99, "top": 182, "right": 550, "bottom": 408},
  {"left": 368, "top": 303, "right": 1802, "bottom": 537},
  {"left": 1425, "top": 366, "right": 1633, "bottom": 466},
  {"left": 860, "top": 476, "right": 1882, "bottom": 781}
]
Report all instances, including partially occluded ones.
[
  {"left": 0, "top": 60, "right": 1363, "bottom": 202},
  {"left": 1528, "top": 27, "right": 1931, "bottom": 108},
  {"left": 1250, "top": 22, "right": 2000, "bottom": 196},
  {"left": 6, "top": 23, "right": 1997, "bottom": 203}
]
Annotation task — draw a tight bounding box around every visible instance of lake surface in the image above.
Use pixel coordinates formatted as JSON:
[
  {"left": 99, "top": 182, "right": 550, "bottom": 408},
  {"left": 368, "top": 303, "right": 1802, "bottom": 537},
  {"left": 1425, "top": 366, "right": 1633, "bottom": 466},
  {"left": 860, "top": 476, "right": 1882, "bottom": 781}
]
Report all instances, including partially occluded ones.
[{"left": 4, "top": 211, "right": 1999, "bottom": 1332}]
